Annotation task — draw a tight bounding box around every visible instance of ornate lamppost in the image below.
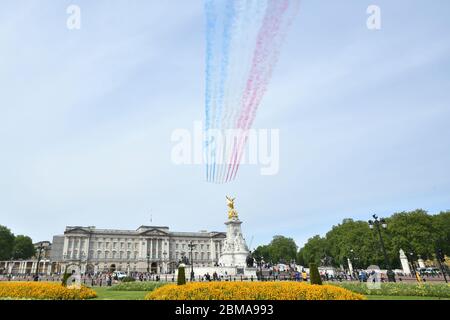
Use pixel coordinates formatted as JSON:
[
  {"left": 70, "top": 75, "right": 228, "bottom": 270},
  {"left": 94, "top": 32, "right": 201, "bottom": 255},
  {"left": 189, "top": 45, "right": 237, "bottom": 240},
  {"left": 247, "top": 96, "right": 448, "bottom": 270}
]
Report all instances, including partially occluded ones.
[
  {"left": 188, "top": 241, "right": 196, "bottom": 281},
  {"left": 255, "top": 255, "right": 264, "bottom": 281},
  {"left": 368, "top": 214, "right": 395, "bottom": 282}
]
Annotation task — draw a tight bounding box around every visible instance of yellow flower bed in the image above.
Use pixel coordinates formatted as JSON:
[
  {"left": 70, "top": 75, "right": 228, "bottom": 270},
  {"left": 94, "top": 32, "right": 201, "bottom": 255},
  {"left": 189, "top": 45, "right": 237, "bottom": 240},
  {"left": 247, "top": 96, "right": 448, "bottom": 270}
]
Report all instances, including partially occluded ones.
[
  {"left": 0, "top": 282, "right": 97, "bottom": 300},
  {"left": 145, "top": 282, "right": 365, "bottom": 300}
]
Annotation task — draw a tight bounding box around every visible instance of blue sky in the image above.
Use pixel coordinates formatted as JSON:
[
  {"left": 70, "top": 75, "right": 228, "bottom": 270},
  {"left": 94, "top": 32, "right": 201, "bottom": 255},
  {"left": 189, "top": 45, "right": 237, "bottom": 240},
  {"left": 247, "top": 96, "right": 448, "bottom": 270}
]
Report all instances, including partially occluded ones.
[{"left": 1, "top": 0, "right": 449, "bottom": 249}]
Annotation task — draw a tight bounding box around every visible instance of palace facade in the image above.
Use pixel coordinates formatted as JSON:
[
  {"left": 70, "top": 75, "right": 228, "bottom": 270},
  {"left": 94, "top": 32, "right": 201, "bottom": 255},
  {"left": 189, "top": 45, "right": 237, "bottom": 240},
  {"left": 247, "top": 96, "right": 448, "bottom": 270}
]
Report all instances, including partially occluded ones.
[
  {"left": 0, "top": 225, "right": 227, "bottom": 276},
  {"left": 55, "top": 225, "right": 226, "bottom": 274}
]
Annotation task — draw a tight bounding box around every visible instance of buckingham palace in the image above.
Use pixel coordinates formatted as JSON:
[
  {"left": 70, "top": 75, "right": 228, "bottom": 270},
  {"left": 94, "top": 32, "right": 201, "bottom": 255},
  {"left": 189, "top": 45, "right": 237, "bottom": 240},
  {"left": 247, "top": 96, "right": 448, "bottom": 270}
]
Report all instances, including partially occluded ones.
[{"left": 49, "top": 225, "right": 226, "bottom": 275}]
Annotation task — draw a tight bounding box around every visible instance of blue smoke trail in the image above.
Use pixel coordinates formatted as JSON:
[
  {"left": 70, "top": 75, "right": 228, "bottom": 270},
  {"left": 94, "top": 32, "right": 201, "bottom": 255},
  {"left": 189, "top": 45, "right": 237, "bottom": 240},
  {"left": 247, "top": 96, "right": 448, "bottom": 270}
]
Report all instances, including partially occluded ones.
[
  {"left": 211, "top": 0, "right": 236, "bottom": 183},
  {"left": 204, "top": 0, "right": 217, "bottom": 182}
]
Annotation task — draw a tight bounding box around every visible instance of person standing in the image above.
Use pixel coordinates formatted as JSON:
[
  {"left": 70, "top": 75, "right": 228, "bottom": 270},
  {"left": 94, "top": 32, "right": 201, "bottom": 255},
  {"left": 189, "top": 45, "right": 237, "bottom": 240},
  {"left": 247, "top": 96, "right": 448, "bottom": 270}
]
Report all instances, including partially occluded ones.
[{"left": 302, "top": 270, "right": 308, "bottom": 282}]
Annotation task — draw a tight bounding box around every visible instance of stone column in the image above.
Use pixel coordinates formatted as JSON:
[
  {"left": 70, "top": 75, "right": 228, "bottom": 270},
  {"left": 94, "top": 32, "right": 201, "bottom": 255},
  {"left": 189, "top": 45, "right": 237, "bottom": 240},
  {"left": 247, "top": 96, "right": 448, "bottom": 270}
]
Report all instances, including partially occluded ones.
[
  {"left": 31, "top": 262, "right": 37, "bottom": 274},
  {"left": 79, "top": 237, "right": 83, "bottom": 259},
  {"left": 46, "top": 262, "right": 52, "bottom": 275},
  {"left": 347, "top": 258, "right": 353, "bottom": 275},
  {"left": 149, "top": 239, "right": 153, "bottom": 260},
  {"left": 139, "top": 238, "right": 144, "bottom": 259},
  {"left": 63, "top": 236, "right": 69, "bottom": 258},
  {"left": 156, "top": 239, "right": 160, "bottom": 260},
  {"left": 70, "top": 237, "right": 75, "bottom": 258},
  {"left": 211, "top": 240, "right": 215, "bottom": 265},
  {"left": 418, "top": 257, "right": 426, "bottom": 269},
  {"left": 399, "top": 249, "right": 411, "bottom": 275}
]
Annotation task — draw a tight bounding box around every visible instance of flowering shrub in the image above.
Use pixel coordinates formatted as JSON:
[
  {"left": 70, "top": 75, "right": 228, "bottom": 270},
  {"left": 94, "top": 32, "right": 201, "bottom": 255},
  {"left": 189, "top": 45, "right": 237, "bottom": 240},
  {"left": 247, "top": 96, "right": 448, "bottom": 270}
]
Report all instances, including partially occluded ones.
[
  {"left": 145, "top": 282, "right": 365, "bottom": 300},
  {"left": 334, "top": 282, "right": 450, "bottom": 298},
  {"left": 0, "top": 282, "right": 97, "bottom": 300}
]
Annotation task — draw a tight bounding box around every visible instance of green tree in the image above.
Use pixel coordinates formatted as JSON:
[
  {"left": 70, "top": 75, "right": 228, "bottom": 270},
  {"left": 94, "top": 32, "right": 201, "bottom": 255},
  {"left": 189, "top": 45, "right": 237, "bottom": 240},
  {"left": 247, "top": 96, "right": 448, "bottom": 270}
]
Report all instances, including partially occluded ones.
[
  {"left": 253, "top": 245, "right": 270, "bottom": 261},
  {"left": 268, "top": 236, "right": 298, "bottom": 264},
  {"left": 433, "top": 211, "right": 450, "bottom": 256},
  {"left": 12, "top": 235, "right": 35, "bottom": 260},
  {"left": 177, "top": 265, "right": 186, "bottom": 285},
  {"left": 298, "top": 235, "right": 328, "bottom": 266},
  {"left": 254, "top": 236, "right": 297, "bottom": 264},
  {"left": 0, "top": 225, "right": 15, "bottom": 260},
  {"left": 309, "top": 263, "right": 322, "bottom": 285},
  {"left": 387, "top": 210, "right": 440, "bottom": 260},
  {"left": 325, "top": 219, "right": 388, "bottom": 268}
]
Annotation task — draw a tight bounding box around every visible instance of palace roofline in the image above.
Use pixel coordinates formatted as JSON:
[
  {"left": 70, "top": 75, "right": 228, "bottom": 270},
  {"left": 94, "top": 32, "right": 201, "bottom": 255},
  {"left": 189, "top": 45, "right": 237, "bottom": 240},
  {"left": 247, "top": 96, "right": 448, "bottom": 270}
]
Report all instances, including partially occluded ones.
[{"left": 64, "top": 225, "right": 226, "bottom": 238}]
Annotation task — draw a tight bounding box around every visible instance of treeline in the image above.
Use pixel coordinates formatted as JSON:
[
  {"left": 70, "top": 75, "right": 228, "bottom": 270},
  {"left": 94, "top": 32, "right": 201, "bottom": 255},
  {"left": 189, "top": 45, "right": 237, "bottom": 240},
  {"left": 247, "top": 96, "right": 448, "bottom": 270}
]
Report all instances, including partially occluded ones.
[
  {"left": 0, "top": 225, "right": 36, "bottom": 260},
  {"left": 254, "top": 210, "right": 450, "bottom": 269}
]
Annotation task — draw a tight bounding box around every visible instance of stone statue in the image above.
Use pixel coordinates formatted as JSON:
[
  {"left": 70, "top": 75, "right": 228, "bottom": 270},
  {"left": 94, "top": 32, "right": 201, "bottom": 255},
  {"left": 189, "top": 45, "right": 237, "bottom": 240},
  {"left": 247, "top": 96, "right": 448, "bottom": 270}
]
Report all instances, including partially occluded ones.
[
  {"left": 226, "top": 196, "right": 239, "bottom": 220},
  {"left": 246, "top": 252, "right": 254, "bottom": 267}
]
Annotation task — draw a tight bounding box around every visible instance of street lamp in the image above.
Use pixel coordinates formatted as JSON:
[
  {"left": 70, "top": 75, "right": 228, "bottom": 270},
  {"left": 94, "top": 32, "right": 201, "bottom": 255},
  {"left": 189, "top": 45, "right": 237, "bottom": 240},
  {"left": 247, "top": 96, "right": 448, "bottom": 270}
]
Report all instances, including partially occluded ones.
[
  {"left": 368, "top": 214, "right": 395, "bottom": 282},
  {"left": 409, "top": 251, "right": 418, "bottom": 277},
  {"left": 256, "top": 255, "right": 264, "bottom": 281},
  {"left": 436, "top": 248, "right": 448, "bottom": 283},
  {"left": 146, "top": 252, "right": 150, "bottom": 273},
  {"left": 188, "top": 241, "right": 196, "bottom": 281}
]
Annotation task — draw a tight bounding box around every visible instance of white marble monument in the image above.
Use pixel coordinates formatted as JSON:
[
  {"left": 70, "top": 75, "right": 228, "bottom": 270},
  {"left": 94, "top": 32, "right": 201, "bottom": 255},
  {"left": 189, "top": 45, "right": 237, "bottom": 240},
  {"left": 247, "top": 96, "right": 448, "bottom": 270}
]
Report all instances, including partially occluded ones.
[
  {"left": 399, "top": 249, "right": 411, "bottom": 275},
  {"left": 218, "top": 196, "right": 250, "bottom": 267},
  {"left": 176, "top": 196, "right": 256, "bottom": 279}
]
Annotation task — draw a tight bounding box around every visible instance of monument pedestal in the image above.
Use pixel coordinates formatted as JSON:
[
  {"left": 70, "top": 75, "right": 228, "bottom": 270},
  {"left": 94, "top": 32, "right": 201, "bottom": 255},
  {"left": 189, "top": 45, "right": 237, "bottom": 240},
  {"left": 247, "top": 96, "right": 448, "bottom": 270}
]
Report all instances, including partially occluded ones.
[{"left": 218, "top": 218, "right": 249, "bottom": 267}]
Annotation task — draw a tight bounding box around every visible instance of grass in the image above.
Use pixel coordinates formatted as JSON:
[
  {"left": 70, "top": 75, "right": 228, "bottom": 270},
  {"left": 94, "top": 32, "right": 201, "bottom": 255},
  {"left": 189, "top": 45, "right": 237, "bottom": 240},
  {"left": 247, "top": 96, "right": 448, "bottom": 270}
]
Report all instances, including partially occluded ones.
[
  {"left": 109, "top": 281, "right": 167, "bottom": 291},
  {"left": 366, "top": 295, "right": 449, "bottom": 300},
  {"left": 332, "top": 282, "right": 450, "bottom": 299},
  {"left": 93, "top": 287, "right": 148, "bottom": 300}
]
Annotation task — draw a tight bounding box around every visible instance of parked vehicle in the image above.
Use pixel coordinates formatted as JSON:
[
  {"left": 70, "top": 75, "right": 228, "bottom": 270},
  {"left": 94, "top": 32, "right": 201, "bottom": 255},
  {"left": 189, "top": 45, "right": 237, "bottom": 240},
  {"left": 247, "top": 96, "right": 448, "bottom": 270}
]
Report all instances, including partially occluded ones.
[
  {"left": 113, "top": 271, "right": 127, "bottom": 280},
  {"left": 425, "top": 267, "right": 440, "bottom": 275}
]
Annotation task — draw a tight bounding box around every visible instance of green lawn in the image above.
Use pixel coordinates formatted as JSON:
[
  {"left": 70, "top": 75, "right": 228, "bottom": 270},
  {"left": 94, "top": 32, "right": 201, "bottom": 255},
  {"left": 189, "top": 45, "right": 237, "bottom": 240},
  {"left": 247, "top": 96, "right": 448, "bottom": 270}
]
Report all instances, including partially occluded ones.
[
  {"left": 366, "top": 295, "right": 449, "bottom": 300},
  {"left": 93, "top": 287, "right": 148, "bottom": 300}
]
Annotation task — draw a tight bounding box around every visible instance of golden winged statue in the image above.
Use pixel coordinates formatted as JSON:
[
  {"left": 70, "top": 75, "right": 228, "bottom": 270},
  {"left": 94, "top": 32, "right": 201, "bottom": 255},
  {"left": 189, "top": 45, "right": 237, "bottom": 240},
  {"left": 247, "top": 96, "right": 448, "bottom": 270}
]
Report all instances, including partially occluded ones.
[{"left": 226, "top": 196, "right": 238, "bottom": 220}]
